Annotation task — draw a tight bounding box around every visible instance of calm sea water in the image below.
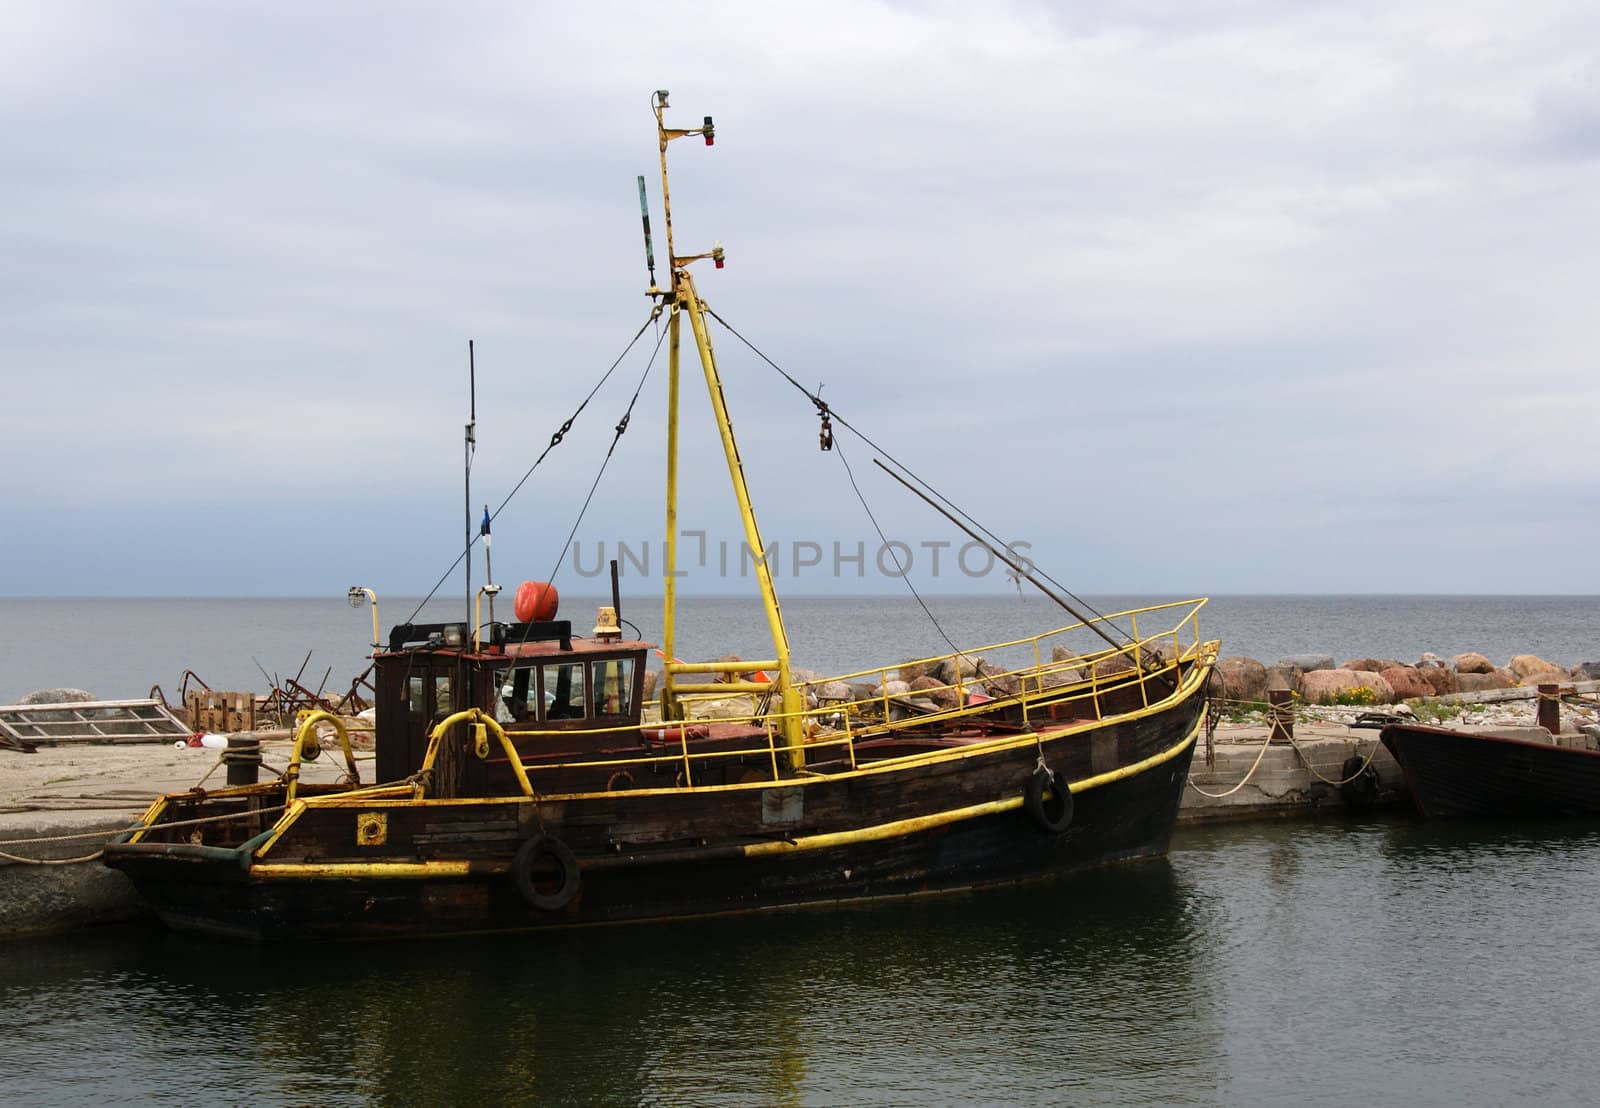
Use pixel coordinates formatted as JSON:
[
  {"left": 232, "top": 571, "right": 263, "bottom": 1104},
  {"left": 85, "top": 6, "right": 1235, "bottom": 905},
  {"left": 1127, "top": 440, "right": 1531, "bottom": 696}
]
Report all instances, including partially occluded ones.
[
  {"left": 2, "top": 594, "right": 1596, "bottom": 702},
  {"left": 5, "top": 816, "right": 1600, "bottom": 1105}
]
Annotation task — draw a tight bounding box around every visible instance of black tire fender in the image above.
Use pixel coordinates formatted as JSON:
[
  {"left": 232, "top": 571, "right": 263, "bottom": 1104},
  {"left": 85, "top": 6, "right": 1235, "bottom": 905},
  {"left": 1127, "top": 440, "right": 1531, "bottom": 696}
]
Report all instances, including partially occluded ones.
[
  {"left": 511, "top": 834, "right": 581, "bottom": 911},
  {"left": 1025, "top": 766, "right": 1074, "bottom": 834}
]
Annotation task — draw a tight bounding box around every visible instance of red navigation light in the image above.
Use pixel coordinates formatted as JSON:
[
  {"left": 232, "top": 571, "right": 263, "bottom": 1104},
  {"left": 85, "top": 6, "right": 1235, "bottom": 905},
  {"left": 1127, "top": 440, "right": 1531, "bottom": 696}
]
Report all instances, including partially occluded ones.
[
  {"left": 703, "top": 116, "right": 715, "bottom": 146},
  {"left": 715, "top": 256, "right": 725, "bottom": 268}
]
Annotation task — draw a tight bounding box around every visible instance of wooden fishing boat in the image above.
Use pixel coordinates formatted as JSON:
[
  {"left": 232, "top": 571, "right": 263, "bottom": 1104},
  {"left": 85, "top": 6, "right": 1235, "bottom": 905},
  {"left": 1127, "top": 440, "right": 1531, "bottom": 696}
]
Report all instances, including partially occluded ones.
[
  {"left": 103, "top": 93, "right": 1219, "bottom": 941},
  {"left": 1380, "top": 722, "right": 1600, "bottom": 818}
]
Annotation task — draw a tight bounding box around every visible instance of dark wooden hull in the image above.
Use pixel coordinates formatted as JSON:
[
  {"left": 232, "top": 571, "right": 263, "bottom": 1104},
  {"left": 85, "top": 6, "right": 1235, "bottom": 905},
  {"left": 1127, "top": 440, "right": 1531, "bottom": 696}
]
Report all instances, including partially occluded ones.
[
  {"left": 1380, "top": 723, "right": 1600, "bottom": 818},
  {"left": 106, "top": 681, "right": 1206, "bottom": 942}
]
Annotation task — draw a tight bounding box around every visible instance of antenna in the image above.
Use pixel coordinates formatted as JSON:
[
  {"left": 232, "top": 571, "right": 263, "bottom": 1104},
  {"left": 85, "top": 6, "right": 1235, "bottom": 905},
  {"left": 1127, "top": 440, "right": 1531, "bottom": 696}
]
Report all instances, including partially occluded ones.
[
  {"left": 465, "top": 339, "right": 476, "bottom": 632},
  {"left": 637, "top": 175, "right": 657, "bottom": 291}
]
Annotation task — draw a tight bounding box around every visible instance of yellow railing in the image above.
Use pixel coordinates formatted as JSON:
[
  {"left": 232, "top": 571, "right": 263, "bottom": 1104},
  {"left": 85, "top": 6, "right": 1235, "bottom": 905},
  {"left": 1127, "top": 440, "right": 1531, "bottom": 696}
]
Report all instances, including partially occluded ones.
[{"left": 407, "top": 599, "right": 1212, "bottom": 793}]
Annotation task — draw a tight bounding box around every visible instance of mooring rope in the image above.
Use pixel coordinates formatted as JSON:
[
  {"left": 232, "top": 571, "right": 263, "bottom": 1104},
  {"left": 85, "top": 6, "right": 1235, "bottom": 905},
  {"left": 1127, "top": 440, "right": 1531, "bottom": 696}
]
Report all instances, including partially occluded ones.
[{"left": 1189, "top": 697, "right": 1391, "bottom": 794}]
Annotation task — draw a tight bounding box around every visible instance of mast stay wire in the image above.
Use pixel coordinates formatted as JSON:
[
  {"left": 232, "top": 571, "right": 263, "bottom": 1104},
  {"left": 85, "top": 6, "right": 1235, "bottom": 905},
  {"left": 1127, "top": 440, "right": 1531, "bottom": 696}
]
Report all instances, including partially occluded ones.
[
  {"left": 832, "top": 434, "right": 976, "bottom": 667},
  {"left": 403, "top": 308, "right": 662, "bottom": 626},
  {"left": 702, "top": 306, "right": 1137, "bottom": 648},
  {"left": 519, "top": 314, "right": 671, "bottom": 646}
]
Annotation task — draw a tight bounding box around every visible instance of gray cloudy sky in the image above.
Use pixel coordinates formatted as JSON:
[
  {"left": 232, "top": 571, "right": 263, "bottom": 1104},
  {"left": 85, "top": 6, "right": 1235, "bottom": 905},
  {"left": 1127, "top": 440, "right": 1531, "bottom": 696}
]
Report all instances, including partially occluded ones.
[{"left": 3, "top": 0, "right": 1597, "bottom": 599}]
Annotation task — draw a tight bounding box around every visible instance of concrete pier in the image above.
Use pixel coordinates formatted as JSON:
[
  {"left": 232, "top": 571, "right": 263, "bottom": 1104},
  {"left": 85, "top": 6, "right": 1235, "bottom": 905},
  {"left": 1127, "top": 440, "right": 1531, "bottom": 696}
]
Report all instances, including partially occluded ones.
[{"left": 3, "top": 708, "right": 1592, "bottom": 938}]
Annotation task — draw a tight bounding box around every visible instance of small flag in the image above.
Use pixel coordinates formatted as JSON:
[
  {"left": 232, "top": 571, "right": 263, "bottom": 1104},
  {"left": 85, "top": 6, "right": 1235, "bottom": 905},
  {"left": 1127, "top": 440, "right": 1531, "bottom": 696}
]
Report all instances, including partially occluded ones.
[{"left": 481, "top": 505, "right": 491, "bottom": 546}]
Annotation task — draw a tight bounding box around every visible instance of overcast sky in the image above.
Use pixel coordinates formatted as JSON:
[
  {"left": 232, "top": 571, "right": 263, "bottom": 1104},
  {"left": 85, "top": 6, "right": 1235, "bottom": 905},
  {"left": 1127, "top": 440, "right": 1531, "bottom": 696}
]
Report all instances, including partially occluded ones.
[{"left": 3, "top": 0, "right": 1597, "bottom": 600}]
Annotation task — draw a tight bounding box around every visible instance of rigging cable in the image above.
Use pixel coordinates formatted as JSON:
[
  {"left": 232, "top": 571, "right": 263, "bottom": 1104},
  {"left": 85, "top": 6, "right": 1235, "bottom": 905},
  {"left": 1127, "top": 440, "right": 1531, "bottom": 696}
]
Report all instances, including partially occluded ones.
[
  {"left": 832, "top": 433, "right": 973, "bottom": 665},
  {"left": 703, "top": 306, "right": 1135, "bottom": 646},
  {"left": 520, "top": 316, "right": 670, "bottom": 645},
  {"left": 403, "top": 308, "right": 662, "bottom": 625}
]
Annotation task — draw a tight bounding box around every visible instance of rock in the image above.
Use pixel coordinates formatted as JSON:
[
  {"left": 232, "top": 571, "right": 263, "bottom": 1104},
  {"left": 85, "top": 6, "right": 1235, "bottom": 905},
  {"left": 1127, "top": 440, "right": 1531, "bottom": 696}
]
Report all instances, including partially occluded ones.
[
  {"left": 1278, "top": 654, "right": 1335, "bottom": 673},
  {"left": 1143, "top": 640, "right": 1178, "bottom": 665},
  {"left": 1380, "top": 666, "right": 1432, "bottom": 700},
  {"left": 975, "top": 662, "right": 1021, "bottom": 697},
  {"left": 909, "top": 675, "right": 958, "bottom": 708},
  {"left": 1452, "top": 652, "right": 1494, "bottom": 675},
  {"left": 1214, "top": 657, "right": 1268, "bottom": 704},
  {"left": 879, "top": 679, "right": 910, "bottom": 697},
  {"left": 1574, "top": 662, "right": 1600, "bottom": 680},
  {"left": 816, "top": 681, "right": 853, "bottom": 703},
  {"left": 1418, "top": 652, "right": 1445, "bottom": 667},
  {"left": 1417, "top": 665, "right": 1458, "bottom": 696},
  {"left": 790, "top": 667, "right": 823, "bottom": 686},
  {"left": 1264, "top": 664, "right": 1301, "bottom": 693},
  {"left": 1050, "top": 644, "right": 1081, "bottom": 664},
  {"left": 1352, "top": 670, "right": 1397, "bottom": 703},
  {"left": 1508, "top": 654, "right": 1568, "bottom": 685},
  {"left": 897, "top": 659, "right": 938, "bottom": 683},
  {"left": 713, "top": 654, "right": 743, "bottom": 683},
  {"left": 1343, "top": 657, "right": 1400, "bottom": 674},
  {"left": 935, "top": 656, "right": 980, "bottom": 685},
  {"left": 1457, "top": 670, "right": 1515, "bottom": 693},
  {"left": 641, "top": 670, "right": 659, "bottom": 700},
  {"left": 1299, "top": 668, "right": 1396, "bottom": 705},
  {"left": 1038, "top": 663, "right": 1084, "bottom": 689},
  {"left": 14, "top": 688, "right": 98, "bottom": 705},
  {"left": 848, "top": 683, "right": 877, "bottom": 702}
]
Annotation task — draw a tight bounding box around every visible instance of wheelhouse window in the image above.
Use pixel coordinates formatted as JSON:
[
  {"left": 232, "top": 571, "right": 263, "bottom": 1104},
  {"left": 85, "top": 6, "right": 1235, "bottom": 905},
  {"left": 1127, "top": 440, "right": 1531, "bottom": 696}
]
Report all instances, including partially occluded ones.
[
  {"left": 592, "top": 657, "right": 635, "bottom": 717},
  {"left": 543, "top": 662, "right": 587, "bottom": 720},
  {"left": 496, "top": 665, "right": 539, "bottom": 724}
]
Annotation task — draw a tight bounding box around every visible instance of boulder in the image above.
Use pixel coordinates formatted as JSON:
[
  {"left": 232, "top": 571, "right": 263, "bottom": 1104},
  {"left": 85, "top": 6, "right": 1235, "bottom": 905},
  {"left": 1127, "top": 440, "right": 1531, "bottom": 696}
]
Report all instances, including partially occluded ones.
[
  {"left": 1418, "top": 652, "right": 1446, "bottom": 668},
  {"left": 1093, "top": 653, "right": 1139, "bottom": 680},
  {"left": 1050, "top": 644, "right": 1080, "bottom": 664},
  {"left": 641, "top": 670, "right": 659, "bottom": 700},
  {"left": 1299, "top": 668, "right": 1396, "bottom": 705},
  {"left": 1264, "top": 664, "right": 1301, "bottom": 693},
  {"left": 1508, "top": 654, "right": 1568, "bottom": 685},
  {"left": 1380, "top": 665, "right": 1433, "bottom": 700},
  {"left": 1143, "top": 640, "right": 1178, "bottom": 666},
  {"left": 816, "top": 681, "right": 854, "bottom": 703},
  {"left": 848, "top": 683, "right": 878, "bottom": 702},
  {"left": 1457, "top": 670, "right": 1515, "bottom": 693},
  {"left": 14, "top": 687, "right": 97, "bottom": 705},
  {"left": 909, "top": 674, "right": 958, "bottom": 708},
  {"left": 1039, "top": 662, "right": 1084, "bottom": 688},
  {"left": 975, "top": 661, "right": 1021, "bottom": 697},
  {"left": 878, "top": 679, "right": 910, "bottom": 698},
  {"left": 1452, "top": 652, "right": 1494, "bottom": 675},
  {"left": 897, "top": 659, "right": 938, "bottom": 683},
  {"left": 1278, "top": 654, "right": 1335, "bottom": 673},
  {"left": 1574, "top": 662, "right": 1600, "bottom": 680},
  {"left": 935, "top": 655, "right": 980, "bottom": 685},
  {"left": 1214, "top": 657, "right": 1269, "bottom": 704},
  {"left": 1343, "top": 657, "right": 1401, "bottom": 674},
  {"left": 1417, "top": 665, "right": 1458, "bottom": 696},
  {"left": 1352, "top": 670, "right": 1397, "bottom": 703},
  {"left": 713, "top": 653, "right": 743, "bottom": 683}
]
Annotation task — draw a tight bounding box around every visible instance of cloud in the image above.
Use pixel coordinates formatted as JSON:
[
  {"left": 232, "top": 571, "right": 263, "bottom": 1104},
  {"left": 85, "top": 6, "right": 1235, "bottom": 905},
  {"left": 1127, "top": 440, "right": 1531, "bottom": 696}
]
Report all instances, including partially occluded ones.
[{"left": 2, "top": 0, "right": 1597, "bottom": 596}]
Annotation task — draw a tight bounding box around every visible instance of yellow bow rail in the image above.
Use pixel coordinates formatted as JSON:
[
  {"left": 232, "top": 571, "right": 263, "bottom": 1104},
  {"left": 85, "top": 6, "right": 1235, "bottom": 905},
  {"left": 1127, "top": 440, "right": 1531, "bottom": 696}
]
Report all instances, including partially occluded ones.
[
  {"left": 282, "top": 710, "right": 362, "bottom": 807},
  {"left": 392, "top": 607, "right": 1218, "bottom": 797}
]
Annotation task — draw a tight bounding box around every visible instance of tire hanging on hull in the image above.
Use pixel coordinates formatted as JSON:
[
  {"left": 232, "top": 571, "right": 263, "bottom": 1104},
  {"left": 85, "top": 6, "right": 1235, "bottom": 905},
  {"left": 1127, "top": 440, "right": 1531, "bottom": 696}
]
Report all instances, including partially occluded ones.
[
  {"left": 1025, "top": 766, "right": 1075, "bottom": 834},
  {"left": 511, "top": 834, "right": 581, "bottom": 911}
]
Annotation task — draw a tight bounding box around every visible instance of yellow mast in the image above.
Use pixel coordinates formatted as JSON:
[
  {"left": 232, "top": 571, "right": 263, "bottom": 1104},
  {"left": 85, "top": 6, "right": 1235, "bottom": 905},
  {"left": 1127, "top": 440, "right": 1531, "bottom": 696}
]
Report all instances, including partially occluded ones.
[{"left": 651, "top": 91, "right": 805, "bottom": 762}]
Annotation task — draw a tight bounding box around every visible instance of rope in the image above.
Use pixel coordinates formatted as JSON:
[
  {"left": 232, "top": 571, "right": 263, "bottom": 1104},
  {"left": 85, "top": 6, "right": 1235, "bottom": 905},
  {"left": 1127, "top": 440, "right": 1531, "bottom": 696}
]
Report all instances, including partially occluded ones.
[
  {"left": 833, "top": 434, "right": 975, "bottom": 669},
  {"left": 1189, "top": 697, "right": 1390, "bottom": 793},
  {"left": 704, "top": 306, "right": 1135, "bottom": 646},
  {"left": 404, "top": 308, "right": 662, "bottom": 625},
  {"left": 533, "top": 316, "right": 667, "bottom": 603},
  {"left": 1186, "top": 721, "right": 1281, "bottom": 799}
]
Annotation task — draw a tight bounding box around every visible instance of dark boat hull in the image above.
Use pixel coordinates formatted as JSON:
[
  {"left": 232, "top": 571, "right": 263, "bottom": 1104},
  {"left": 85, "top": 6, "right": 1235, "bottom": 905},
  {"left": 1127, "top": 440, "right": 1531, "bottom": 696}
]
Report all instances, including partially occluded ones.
[
  {"left": 1380, "top": 723, "right": 1600, "bottom": 818},
  {"left": 107, "top": 695, "right": 1203, "bottom": 942}
]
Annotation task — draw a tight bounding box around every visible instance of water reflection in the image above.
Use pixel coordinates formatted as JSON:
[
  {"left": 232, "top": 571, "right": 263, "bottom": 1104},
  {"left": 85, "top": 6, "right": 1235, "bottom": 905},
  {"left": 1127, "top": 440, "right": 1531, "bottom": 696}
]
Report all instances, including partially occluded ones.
[
  {"left": 1, "top": 863, "right": 1218, "bottom": 1106},
  {"left": 17, "top": 819, "right": 1600, "bottom": 1105}
]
